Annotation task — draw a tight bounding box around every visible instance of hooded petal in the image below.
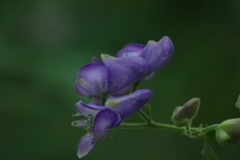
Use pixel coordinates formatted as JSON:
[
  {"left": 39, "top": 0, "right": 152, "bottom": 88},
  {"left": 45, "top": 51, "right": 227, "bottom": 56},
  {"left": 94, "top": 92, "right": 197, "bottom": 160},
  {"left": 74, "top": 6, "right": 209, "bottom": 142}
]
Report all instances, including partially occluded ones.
[
  {"left": 111, "top": 85, "right": 131, "bottom": 97},
  {"left": 75, "top": 63, "right": 109, "bottom": 97},
  {"left": 93, "top": 109, "right": 121, "bottom": 139},
  {"left": 101, "top": 54, "right": 148, "bottom": 94},
  {"left": 77, "top": 134, "right": 97, "bottom": 158},
  {"left": 105, "top": 89, "right": 153, "bottom": 119},
  {"left": 117, "top": 43, "right": 144, "bottom": 57},
  {"left": 141, "top": 36, "right": 174, "bottom": 74},
  {"left": 75, "top": 101, "right": 107, "bottom": 118}
]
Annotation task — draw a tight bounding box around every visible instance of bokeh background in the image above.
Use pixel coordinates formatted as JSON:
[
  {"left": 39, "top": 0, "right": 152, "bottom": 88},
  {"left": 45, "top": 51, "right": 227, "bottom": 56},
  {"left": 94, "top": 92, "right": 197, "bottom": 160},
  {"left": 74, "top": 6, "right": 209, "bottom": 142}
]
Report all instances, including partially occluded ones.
[{"left": 1, "top": 0, "right": 240, "bottom": 160}]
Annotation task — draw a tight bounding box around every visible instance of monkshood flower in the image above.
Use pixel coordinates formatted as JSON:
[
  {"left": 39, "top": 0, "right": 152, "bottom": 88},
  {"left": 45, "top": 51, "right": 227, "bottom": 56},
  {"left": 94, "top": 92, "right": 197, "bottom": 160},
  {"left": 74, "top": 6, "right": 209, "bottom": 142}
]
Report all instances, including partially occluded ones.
[
  {"left": 72, "top": 89, "right": 153, "bottom": 158},
  {"left": 75, "top": 36, "right": 173, "bottom": 98},
  {"left": 117, "top": 36, "right": 174, "bottom": 76}
]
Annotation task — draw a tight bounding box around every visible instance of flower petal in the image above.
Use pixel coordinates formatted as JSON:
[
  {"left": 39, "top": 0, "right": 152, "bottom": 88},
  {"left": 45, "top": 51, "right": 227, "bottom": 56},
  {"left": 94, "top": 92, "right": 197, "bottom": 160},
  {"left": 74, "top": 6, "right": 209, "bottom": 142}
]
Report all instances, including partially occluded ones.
[
  {"left": 77, "top": 134, "right": 97, "bottom": 158},
  {"left": 75, "top": 63, "right": 108, "bottom": 97},
  {"left": 72, "top": 98, "right": 102, "bottom": 116},
  {"left": 101, "top": 54, "right": 148, "bottom": 95},
  {"left": 105, "top": 89, "right": 153, "bottom": 119},
  {"left": 90, "top": 98, "right": 102, "bottom": 106},
  {"left": 142, "top": 72, "right": 155, "bottom": 83},
  {"left": 111, "top": 85, "right": 131, "bottom": 97},
  {"left": 141, "top": 36, "right": 174, "bottom": 74},
  {"left": 75, "top": 101, "right": 107, "bottom": 118},
  {"left": 117, "top": 43, "right": 144, "bottom": 57},
  {"left": 93, "top": 109, "right": 121, "bottom": 139}
]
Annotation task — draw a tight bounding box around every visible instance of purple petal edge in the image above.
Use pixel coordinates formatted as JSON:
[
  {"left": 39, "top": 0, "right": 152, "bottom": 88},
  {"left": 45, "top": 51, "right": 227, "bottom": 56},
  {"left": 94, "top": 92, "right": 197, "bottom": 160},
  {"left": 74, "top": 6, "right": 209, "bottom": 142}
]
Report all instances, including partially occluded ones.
[
  {"left": 117, "top": 43, "right": 144, "bottom": 57},
  {"left": 141, "top": 36, "right": 174, "bottom": 73},
  {"left": 77, "top": 134, "right": 97, "bottom": 158},
  {"left": 106, "top": 89, "right": 153, "bottom": 119},
  {"left": 75, "top": 101, "right": 107, "bottom": 118}
]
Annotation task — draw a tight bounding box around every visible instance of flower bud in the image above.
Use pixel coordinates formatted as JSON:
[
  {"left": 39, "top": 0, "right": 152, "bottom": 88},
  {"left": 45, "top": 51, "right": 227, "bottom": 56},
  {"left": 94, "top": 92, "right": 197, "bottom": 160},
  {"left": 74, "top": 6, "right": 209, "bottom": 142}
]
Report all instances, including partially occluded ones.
[
  {"left": 171, "top": 98, "right": 200, "bottom": 127},
  {"left": 235, "top": 95, "right": 240, "bottom": 111},
  {"left": 216, "top": 118, "right": 240, "bottom": 145}
]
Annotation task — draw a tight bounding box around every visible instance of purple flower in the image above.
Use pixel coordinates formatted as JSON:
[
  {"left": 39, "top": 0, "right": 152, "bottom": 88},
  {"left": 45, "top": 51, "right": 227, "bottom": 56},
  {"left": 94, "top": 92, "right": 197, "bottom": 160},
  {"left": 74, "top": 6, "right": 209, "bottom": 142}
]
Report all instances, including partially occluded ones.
[
  {"left": 72, "top": 89, "right": 153, "bottom": 158},
  {"left": 75, "top": 62, "right": 109, "bottom": 98},
  {"left": 117, "top": 36, "right": 174, "bottom": 76},
  {"left": 75, "top": 36, "right": 173, "bottom": 98},
  {"left": 75, "top": 55, "right": 148, "bottom": 98}
]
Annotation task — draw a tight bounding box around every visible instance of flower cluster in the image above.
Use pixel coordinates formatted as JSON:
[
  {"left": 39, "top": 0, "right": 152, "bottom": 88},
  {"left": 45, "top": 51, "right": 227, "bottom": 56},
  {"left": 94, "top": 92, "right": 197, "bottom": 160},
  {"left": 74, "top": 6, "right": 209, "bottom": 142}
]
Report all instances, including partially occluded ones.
[{"left": 72, "top": 36, "right": 174, "bottom": 158}]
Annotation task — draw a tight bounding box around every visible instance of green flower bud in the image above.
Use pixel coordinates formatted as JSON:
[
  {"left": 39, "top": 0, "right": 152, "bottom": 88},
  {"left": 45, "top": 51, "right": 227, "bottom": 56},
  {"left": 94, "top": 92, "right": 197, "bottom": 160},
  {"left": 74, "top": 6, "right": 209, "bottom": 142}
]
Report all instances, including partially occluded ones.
[
  {"left": 235, "top": 95, "right": 240, "bottom": 111},
  {"left": 216, "top": 118, "right": 240, "bottom": 145},
  {"left": 171, "top": 98, "right": 200, "bottom": 127}
]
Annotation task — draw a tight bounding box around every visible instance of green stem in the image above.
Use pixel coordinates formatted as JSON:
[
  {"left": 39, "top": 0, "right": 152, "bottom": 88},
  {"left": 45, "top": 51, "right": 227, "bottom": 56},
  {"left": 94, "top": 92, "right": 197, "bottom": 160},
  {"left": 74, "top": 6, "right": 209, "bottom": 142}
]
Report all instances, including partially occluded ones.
[
  {"left": 118, "top": 121, "right": 219, "bottom": 134},
  {"left": 130, "top": 81, "right": 153, "bottom": 123},
  {"left": 146, "top": 104, "right": 152, "bottom": 120},
  {"left": 131, "top": 81, "right": 141, "bottom": 93},
  {"left": 199, "top": 124, "right": 218, "bottom": 133},
  {"left": 119, "top": 122, "right": 191, "bottom": 131},
  {"left": 101, "top": 97, "right": 106, "bottom": 106},
  {"left": 137, "top": 109, "right": 151, "bottom": 123}
]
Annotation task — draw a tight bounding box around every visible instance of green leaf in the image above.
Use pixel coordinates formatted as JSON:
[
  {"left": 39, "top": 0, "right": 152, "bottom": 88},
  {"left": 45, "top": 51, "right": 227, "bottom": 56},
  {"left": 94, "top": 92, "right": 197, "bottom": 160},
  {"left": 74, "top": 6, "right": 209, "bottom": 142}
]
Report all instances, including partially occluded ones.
[{"left": 202, "top": 130, "right": 219, "bottom": 160}]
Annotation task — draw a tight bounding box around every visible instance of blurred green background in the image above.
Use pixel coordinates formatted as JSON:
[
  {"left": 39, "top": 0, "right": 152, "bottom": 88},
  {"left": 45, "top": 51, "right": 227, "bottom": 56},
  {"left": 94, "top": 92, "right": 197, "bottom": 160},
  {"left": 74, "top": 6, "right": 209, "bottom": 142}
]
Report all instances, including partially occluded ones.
[{"left": 1, "top": 0, "right": 240, "bottom": 160}]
